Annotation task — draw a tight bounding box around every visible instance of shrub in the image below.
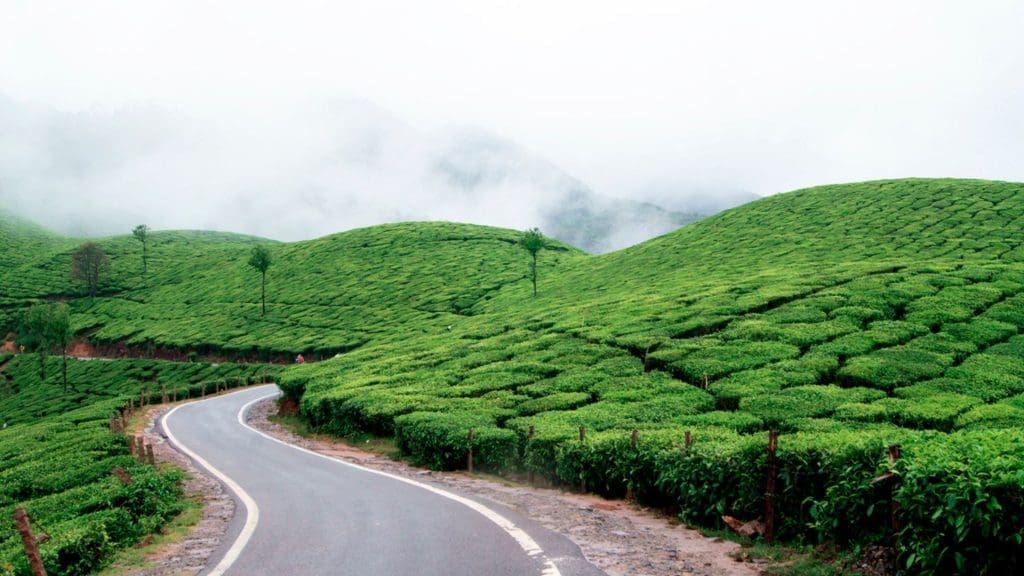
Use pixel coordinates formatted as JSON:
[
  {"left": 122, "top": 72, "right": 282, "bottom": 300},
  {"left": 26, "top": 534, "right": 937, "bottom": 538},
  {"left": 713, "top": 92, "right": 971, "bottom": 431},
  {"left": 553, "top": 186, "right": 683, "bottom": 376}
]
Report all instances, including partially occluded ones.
[
  {"left": 895, "top": 430, "right": 1024, "bottom": 575},
  {"left": 394, "top": 411, "right": 516, "bottom": 471}
]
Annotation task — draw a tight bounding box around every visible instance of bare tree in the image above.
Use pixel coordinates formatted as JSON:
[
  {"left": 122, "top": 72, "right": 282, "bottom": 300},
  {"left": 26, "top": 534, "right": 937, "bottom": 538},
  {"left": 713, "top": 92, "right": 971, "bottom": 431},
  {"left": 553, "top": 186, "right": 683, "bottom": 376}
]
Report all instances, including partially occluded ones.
[{"left": 71, "top": 242, "right": 110, "bottom": 297}]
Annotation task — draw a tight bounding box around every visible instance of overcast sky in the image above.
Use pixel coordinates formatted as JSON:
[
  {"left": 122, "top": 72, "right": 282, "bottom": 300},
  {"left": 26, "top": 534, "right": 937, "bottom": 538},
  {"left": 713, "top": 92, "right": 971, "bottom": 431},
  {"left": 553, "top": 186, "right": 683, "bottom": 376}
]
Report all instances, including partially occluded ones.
[{"left": 1, "top": 1, "right": 1022, "bottom": 239}]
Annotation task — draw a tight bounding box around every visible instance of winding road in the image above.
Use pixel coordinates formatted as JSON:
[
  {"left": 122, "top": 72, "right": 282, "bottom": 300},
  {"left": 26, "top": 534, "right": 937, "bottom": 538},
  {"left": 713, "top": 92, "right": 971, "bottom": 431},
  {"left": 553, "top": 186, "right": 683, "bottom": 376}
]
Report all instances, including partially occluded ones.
[{"left": 161, "top": 385, "right": 607, "bottom": 576}]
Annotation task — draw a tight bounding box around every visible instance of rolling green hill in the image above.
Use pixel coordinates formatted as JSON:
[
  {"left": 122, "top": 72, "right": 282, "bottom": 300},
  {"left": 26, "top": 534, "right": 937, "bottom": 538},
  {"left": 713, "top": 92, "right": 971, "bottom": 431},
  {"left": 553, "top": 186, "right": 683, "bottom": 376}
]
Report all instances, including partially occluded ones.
[{"left": 2, "top": 178, "right": 1024, "bottom": 574}]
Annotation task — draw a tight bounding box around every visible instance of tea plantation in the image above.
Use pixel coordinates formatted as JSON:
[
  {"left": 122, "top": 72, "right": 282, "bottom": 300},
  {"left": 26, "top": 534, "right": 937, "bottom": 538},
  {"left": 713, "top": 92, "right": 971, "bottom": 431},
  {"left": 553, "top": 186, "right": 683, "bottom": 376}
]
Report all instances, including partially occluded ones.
[
  {"left": 2, "top": 178, "right": 1024, "bottom": 574},
  {"left": 0, "top": 354, "right": 280, "bottom": 575}
]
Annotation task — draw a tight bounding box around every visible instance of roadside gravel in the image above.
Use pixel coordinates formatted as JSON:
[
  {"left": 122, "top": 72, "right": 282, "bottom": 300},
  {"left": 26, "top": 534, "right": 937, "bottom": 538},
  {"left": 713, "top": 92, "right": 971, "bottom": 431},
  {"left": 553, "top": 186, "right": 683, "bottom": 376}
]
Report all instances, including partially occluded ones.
[{"left": 119, "top": 405, "right": 235, "bottom": 576}]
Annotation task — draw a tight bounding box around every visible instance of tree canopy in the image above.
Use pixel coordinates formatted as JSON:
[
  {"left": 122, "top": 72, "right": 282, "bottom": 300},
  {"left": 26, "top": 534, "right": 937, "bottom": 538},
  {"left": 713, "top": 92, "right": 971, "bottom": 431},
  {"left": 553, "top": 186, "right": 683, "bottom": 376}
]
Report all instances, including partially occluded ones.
[
  {"left": 248, "top": 245, "right": 272, "bottom": 316},
  {"left": 132, "top": 224, "right": 150, "bottom": 275},
  {"left": 19, "top": 302, "right": 71, "bottom": 389},
  {"left": 70, "top": 242, "right": 110, "bottom": 297},
  {"left": 519, "top": 228, "right": 547, "bottom": 297}
]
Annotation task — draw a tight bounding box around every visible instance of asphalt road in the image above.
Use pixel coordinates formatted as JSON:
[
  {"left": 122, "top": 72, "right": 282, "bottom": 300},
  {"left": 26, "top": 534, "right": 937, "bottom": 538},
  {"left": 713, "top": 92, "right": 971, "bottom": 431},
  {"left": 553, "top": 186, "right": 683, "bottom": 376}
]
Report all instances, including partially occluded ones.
[{"left": 161, "top": 385, "right": 607, "bottom": 576}]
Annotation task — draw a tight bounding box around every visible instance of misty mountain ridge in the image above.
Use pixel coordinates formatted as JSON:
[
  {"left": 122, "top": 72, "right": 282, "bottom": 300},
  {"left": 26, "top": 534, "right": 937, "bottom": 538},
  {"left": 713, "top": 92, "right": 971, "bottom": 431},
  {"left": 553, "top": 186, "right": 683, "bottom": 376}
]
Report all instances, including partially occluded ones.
[{"left": 0, "top": 96, "right": 753, "bottom": 252}]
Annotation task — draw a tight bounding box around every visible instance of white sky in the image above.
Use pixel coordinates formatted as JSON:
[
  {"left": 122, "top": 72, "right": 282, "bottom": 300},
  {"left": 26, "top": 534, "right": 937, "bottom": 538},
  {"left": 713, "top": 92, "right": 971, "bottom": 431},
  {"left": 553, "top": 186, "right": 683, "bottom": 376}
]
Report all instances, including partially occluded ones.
[{"left": 1, "top": 1, "right": 1023, "bottom": 236}]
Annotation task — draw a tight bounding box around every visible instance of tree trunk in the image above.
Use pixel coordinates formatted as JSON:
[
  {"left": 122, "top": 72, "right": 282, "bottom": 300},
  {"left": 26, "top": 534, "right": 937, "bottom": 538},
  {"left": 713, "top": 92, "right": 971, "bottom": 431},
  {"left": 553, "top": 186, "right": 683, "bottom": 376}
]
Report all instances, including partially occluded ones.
[
  {"left": 142, "top": 242, "right": 148, "bottom": 275},
  {"left": 62, "top": 348, "right": 68, "bottom": 394},
  {"left": 38, "top": 352, "right": 46, "bottom": 381},
  {"left": 261, "top": 271, "right": 266, "bottom": 316},
  {"left": 531, "top": 252, "right": 538, "bottom": 297}
]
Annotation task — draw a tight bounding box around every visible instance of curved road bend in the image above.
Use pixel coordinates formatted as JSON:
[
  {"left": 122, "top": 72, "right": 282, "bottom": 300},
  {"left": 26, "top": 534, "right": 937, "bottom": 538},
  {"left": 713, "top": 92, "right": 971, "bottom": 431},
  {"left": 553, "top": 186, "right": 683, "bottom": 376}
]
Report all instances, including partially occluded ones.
[{"left": 161, "top": 385, "right": 607, "bottom": 576}]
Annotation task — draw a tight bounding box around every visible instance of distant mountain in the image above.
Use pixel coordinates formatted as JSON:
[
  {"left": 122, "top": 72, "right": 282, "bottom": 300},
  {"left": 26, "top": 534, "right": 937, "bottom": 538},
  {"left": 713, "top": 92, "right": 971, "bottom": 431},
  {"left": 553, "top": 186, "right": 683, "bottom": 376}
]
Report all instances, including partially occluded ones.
[
  {"left": 0, "top": 96, "right": 750, "bottom": 252},
  {"left": 540, "top": 189, "right": 700, "bottom": 254}
]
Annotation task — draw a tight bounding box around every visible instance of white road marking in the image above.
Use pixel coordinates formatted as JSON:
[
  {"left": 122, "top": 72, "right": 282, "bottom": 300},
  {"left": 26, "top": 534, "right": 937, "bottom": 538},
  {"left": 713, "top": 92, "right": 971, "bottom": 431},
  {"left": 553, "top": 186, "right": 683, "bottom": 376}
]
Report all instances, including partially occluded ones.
[
  {"left": 162, "top": 395, "right": 267, "bottom": 576},
  {"left": 164, "top": 387, "right": 564, "bottom": 576}
]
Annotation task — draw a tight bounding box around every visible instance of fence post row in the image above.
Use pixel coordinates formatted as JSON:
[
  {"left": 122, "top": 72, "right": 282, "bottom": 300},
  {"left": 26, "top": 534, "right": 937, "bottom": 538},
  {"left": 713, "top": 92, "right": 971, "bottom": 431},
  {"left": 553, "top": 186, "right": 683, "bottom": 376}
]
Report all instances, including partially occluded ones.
[
  {"left": 13, "top": 507, "right": 47, "bottom": 576},
  {"left": 765, "top": 429, "right": 779, "bottom": 546}
]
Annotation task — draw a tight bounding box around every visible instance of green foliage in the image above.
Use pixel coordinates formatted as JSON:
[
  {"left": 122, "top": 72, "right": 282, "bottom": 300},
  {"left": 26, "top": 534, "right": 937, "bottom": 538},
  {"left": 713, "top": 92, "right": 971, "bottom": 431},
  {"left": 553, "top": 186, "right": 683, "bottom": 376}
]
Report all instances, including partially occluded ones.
[
  {"left": 0, "top": 355, "right": 280, "bottom": 426},
  {"left": 6, "top": 179, "right": 1024, "bottom": 572},
  {"left": 520, "top": 227, "right": 547, "bottom": 297},
  {"left": 70, "top": 242, "right": 110, "bottom": 298},
  {"left": 247, "top": 245, "right": 272, "bottom": 317},
  {"left": 132, "top": 224, "right": 150, "bottom": 275},
  {"left": 894, "top": 431, "right": 1024, "bottom": 575},
  {"left": 394, "top": 411, "right": 517, "bottom": 471},
  {"left": 0, "top": 403, "right": 184, "bottom": 575}
]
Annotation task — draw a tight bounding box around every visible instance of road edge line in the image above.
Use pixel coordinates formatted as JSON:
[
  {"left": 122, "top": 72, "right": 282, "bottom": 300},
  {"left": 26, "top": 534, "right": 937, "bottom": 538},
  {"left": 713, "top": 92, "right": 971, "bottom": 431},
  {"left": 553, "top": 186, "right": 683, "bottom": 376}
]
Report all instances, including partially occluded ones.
[
  {"left": 238, "top": 389, "right": 562, "bottom": 576},
  {"left": 162, "top": 395, "right": 271, "bottom": 576}
]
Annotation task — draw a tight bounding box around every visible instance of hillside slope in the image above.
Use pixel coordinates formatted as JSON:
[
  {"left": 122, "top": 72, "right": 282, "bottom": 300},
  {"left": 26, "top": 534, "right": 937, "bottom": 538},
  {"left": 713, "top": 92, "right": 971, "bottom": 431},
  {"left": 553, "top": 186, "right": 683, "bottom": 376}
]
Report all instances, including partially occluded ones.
[
  {"left": 3, "top": 178, "right": 1024, "bottom": 573},
  {"left": 0, "top": 220, "right": 583, "bottom": 356},
  {"left": 273, "top": 178, "right": 1024, "bottom": 574}
]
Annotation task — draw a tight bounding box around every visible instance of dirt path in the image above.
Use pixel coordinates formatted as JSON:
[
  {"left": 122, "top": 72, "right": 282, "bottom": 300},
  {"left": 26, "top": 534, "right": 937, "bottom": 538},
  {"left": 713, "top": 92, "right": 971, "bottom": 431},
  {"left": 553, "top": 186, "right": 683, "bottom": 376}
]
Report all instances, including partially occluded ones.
[{"left": 247, "top": 399, "right": 763, "bottom": 576}]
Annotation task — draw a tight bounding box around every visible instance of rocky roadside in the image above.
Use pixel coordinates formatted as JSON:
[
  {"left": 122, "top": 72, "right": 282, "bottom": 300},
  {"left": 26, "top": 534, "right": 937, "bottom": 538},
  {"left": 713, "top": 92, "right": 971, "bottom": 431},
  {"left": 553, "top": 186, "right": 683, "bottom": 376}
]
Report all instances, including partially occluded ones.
[{"left": 117, "top": 405, "right": 235, "bottom": 576}]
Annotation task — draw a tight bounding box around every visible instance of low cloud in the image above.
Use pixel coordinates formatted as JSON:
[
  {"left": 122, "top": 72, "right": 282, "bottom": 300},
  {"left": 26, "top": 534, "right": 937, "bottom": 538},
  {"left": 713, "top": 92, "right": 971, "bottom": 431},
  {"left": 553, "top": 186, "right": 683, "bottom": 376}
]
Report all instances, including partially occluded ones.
[{"left": 0, "top": 97, "right": 745, "bottom": 251}]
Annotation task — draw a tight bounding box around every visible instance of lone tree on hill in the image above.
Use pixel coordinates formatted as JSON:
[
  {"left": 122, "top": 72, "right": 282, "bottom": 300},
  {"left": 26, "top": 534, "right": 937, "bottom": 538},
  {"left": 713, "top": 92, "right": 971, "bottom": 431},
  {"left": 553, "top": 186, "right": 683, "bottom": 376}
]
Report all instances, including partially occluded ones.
[
  {"left": 520, "top": 228, "right": 547, "bottom": 297},
  {"left": 71, "top": 242, "right": 110, "bottom": 297},
  {"left": 19, "top": 303, "right": 71, "bottom": 390},
  {"left": 248, "top": 245, "right": 272, "bottom": 316},
  {"left": 132, "top": 224, "right": 150, "bottom": 275}
]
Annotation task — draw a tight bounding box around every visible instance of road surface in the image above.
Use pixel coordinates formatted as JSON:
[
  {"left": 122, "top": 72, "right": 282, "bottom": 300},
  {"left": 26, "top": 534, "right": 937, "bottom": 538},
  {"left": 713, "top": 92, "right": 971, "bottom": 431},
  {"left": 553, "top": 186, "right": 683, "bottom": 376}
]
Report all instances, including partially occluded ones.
[{"left": 161, "top": 385, "right": 607, "bottom": 576}]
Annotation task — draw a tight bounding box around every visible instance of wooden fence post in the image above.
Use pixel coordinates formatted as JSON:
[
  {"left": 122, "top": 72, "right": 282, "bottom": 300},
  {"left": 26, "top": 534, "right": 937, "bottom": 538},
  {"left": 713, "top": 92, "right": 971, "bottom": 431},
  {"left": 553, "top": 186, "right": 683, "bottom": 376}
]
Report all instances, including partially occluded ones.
[
  {"left": 112, "top": 466, "right": 133, "bottom": 485},
  {"left": 146, "top": 444, "right": 155, "bottom": 466},
  {"left": 13, "top": 507, "right": 47, "bottom": 576},
  {"left": 765, "top": 430, "right": 779, "bottom": 546},
  {"left": 466, "top": 428, "right": 475, "bottom": 474}
]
